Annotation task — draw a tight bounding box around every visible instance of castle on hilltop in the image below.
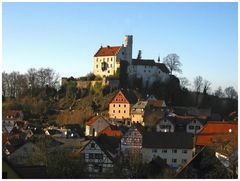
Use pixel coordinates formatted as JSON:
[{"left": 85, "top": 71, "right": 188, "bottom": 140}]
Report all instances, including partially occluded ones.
[{"left": 93, "top": 35, "right": 170, "bottom": 88}]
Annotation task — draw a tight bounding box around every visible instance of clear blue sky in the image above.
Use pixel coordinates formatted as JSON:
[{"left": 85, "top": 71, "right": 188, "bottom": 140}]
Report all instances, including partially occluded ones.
[{"left": 2, "top": 2, "right": 238, "bottom": 91}]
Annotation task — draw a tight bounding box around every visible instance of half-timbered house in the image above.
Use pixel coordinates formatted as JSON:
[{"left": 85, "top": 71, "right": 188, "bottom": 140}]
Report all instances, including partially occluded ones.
[{"left": 121, "top": 123, "right": 145, "bottom": 153}]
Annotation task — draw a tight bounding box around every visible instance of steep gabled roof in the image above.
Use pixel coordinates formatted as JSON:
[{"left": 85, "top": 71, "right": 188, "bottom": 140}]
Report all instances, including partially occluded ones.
[
  {"left": 143, "top": 132, "right": 193, "bottom": 149},
  {"left": 86, "top": 115, "right": 107, "bottom": 126},
  {"left": 110, "top": 89, "right": 138, "bottom": 104},
  {"left": 94, "top": 46, "right": 122, "bottom": 57},
  {"left": 156, "top": 63, "right": 170, "bottom": 73},
  {"left": 195, "top": 121, "right": 238, "bottom": 146}
]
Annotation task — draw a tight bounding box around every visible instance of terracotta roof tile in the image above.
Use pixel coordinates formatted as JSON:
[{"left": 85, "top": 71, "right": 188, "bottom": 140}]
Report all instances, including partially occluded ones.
[
  {"left": 94, "top": 46, "right": 122, "bottom": 57},
  {"left": 86, "top": 115, "right": 101, "bottom": 126},
  {"left": 99, "top": 126, "right": 123, "bottom": 137},
  {"left": 196, "top": 121, "right": 238, "bottom": 146}
]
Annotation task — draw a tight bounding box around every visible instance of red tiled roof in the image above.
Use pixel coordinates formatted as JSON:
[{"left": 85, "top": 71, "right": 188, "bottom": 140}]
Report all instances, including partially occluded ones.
[
  {"left": 195, "top": 121, "right": 238, "bottom": 146},
  {"left": 99, "top": 126, "right": 123, "bottom": 137},
  {"left": 86, "top": 116, "right": 101, "bottom": 126},
  {"left": 94, "top": 46, "right": 122, "bottom": 57}
]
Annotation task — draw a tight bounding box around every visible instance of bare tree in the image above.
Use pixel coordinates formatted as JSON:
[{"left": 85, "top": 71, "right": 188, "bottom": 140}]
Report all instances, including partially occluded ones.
[
  {"left": 214, "top": 86, "right": 225, "bottom": 98},
  {"left": 179, "top": 77, "right": 191, "bottom": 89},
  {"left": 193, "top": 76, "right": 203, "bottom": 93},
  {"left": 203, "top": 80, "right": 211, "bottom": 95},
  {"left": 163, "top": 54, "right": 182, "bottom": 74},
  {"left": 224, "top": 87, "right": 237, "bottom": 99}
]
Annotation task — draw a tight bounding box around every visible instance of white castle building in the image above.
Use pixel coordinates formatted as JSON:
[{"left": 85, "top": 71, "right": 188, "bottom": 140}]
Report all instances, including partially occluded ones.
[{"left": 93, "top": 35, "right": 170, "bottom": 88}]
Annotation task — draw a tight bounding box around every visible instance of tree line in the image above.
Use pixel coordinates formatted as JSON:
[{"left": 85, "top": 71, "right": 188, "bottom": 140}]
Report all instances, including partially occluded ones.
[{"left": 2, "top": 68, "right": 60, "bottom": 98}]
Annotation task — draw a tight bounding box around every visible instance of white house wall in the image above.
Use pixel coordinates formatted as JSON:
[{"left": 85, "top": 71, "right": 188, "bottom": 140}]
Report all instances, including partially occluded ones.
[{"left": 142, "top": 148, "right": 193, "bottom": 168}]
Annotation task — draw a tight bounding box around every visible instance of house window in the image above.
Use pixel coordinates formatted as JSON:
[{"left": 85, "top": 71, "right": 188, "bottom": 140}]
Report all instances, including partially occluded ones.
[
  {"left": 144, "top": 70, "right": 146, "bottom": 72},
  {"left": 113, "top": 110, "right": 115, "bottom": 113},
  {"left": 172, "top": 149, "right": 177, "bottom": 153},
  {"left": 196, "top": 126, "right": 201, "bottom": 130},
  {"left": 152, "top": 149, "right": 157, "bottom": 153},
  {"left": 89, "top": 153, "right": 94, "bottom": 159},
  {"left": 162, "top": 149, "right": 167, "bottom": 153},
  {"left": 96, "top": 65, "right": 98, "bottom": 68},
  {"left": 189, "top": 125, "right": 194, "bottom": 130},
  {"left": 119, "top": 104, "right": 121, "bottom": 107},
  {"left": 113, "top": 104, "right": 115, "bottom": 107},
  {"left": 108, "top": 70, "right": 110, "bottom": 73},
  {"left": 96, "top": 58, "right": 98, "bottom": 62},
  {"left": 182, "top": 149, "right": 187, "bottom": 154},
  {"left": 182, "top": 159, "right": 187, "bottom": 164},
  {"left": 172, "top": 159, "right": 177, "bottom": 163},
  {"left": 110, "top": 64, "right": 112, "bottom": 68},
  {"left": 111, "top": 58, "right": 113, "bottom": 61},
  {"left": 124, "top": 104, "right": 126, "bottom": 107},
  {"left": 95, "top": 153, "right": 103, "bottom": 159},
  {"left": 103, "top": 58, "right": 105, "bottom": 61},
  {"left": 119, "top": 110, "right": 121, "bottom": 113},
  {"left": 124, "top": 110, "right": 126, "bottom": 113},
  {"left": 107, "top": 58, "right": 109, "bottom": 62},
  {"left": 91, "top": 143, "right": 95, "bottom": 148}
]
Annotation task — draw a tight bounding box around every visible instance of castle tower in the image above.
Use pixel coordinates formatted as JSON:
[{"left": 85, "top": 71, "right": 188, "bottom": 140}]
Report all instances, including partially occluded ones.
[{"left": 123, "top": 35, "right": 133, "bottom": 64}]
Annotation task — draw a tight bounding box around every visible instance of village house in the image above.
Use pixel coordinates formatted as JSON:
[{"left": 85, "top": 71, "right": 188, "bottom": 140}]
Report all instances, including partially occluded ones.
[
  {"left": 109, "top": 89, "right": 138, "bottom": 122},
  {"left": 3, "top": 110, "right": 24, "bottom": 133},
  {"left": 142, "top": 132, "right": 194, "bottom": 168},
  {"left": 159, "top": 115, "right": 206, "bottom": 134},
  {"left": 156, "top": 118, "right": 175, "bottom": 132},
  {"left": 120, "top": 123, "right": 145, "bottom": 153},
  {"left": 131, "top": 101, "right": 148, "bottom": 125},
  {"left": 85, "top": 116, "right": 110, "bottom": 137},
  {"left": 80, "top": 136, "right": 120, "bottom": 177}
]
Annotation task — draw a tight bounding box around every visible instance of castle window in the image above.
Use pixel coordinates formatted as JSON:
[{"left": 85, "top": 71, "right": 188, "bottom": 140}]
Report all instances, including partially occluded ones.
[
  {"left": 107, "top": 58, "right": 109, "bottom": 62},
  {"left": 110, "top": 64, "right": 112, "bottom": 68},
  {"left": 96, "top": 58, "right": 98, "bottom": 62}
]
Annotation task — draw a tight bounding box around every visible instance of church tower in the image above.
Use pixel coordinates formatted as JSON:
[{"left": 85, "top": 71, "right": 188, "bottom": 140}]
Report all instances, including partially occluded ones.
[{"left": 123, "top": 35, "right": 133, "bottom": 64}]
